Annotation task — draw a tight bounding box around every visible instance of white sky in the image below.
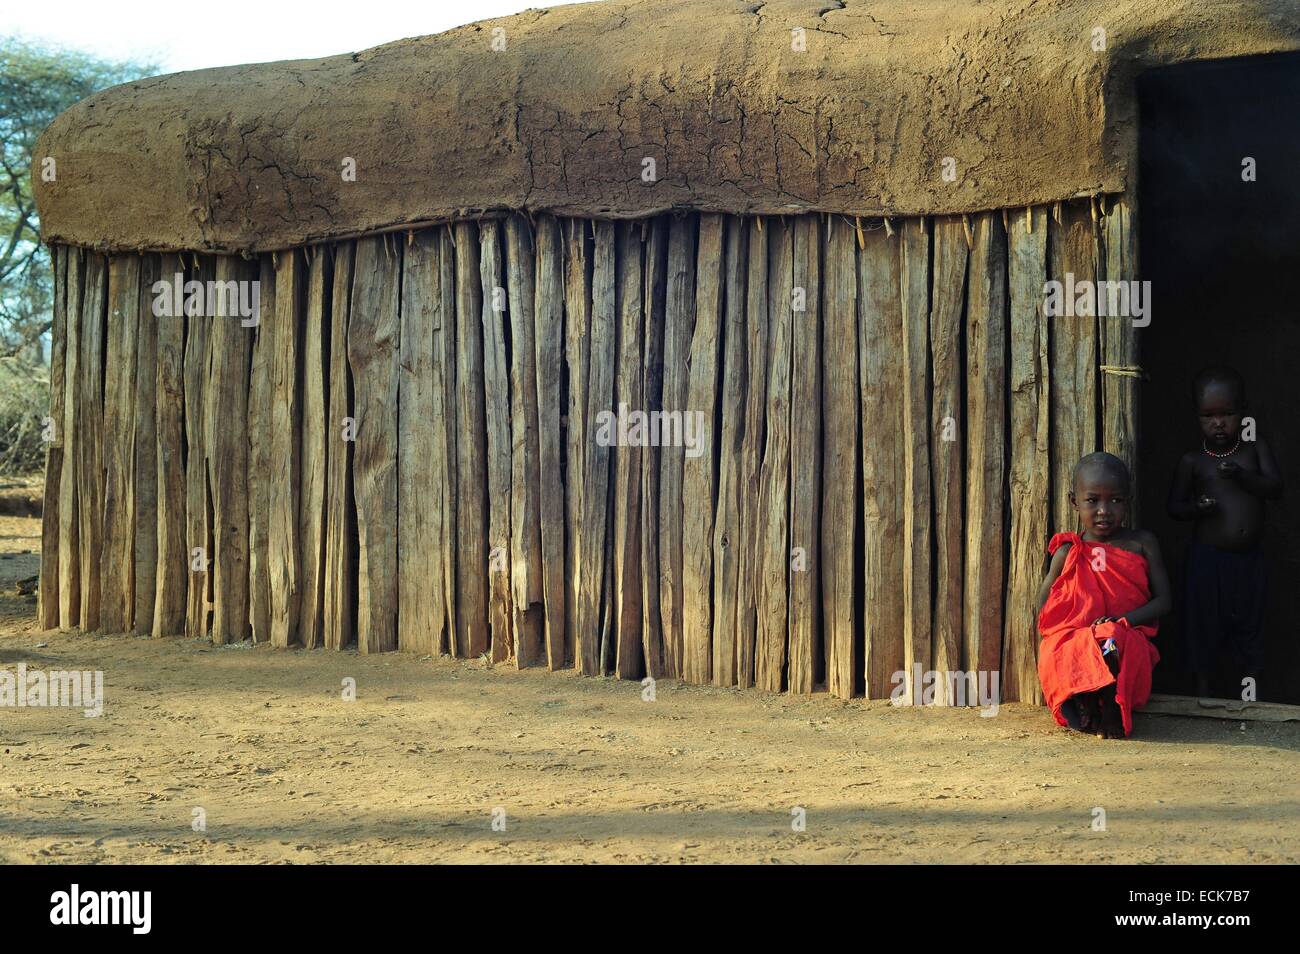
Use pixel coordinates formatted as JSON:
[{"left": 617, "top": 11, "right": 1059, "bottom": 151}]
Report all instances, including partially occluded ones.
[{"left": 2, "top": 0, "right": 599, "bottom": 73}]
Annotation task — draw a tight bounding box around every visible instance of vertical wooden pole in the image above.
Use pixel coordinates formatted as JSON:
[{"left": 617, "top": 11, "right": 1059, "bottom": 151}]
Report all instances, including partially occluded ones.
[
  {"left": 1101, "top": 197, "right": 1140, "bottom": 522},
  {"left": 207, "top": 256, "right": 252, "bottom": 645},
  {"left": 298, "top": 249, "right": 332, "bottom": 648},
  {"left": 131, "top": 254, "right": 159, "bottom": 636},
  {"left": 397, "top": 229, "right": 449, "bottom": 655},
  {"left": 153, "top": 253, "right": 187, "bottom": 637},
  {"left": 182, "top": 255, "right": 212, "bottom": 640},
  {"left": 657, "top": 215, "right": 696, "bottom": 680},
  {"left": 755, "top": 220, "right": 793, "bottom": 693},
  {"left": 1004, "top": 206, "right": 1050, "bottom": 704},
  {"left": 711, "top": 216, "right": 748, "bottom": 687},
  {"left": 437, "top": 227, "right": 459, "bottom": 654},
  {"left": 323, "top": 242, "right": 357, "bottom": 650},
  {"left": 348, "top": 236, "right": 400, "bottom": 654},
  {"left": 611, "top": 221, "right": 645, "bottom": 679},
  {"left": 1049, "top": 201, "right": 1099, "bottom": 533},
  {"left": 270, "top": 250, "right": 305, "bottom": 647},
  {"left": 534, "top": 215, "right": 568, "bottom": 669},
  {"left": 563, "top": 219, "right": 592, "bottom": 669},
  {"left": 963, "top": 213, "right": 1008, "bottom": 694},
  {"left": 788, "top": 215, "right": 821, "bottom": 694},
  {"left": 101, "top": 255, "right": 141, "bottom": 633},
  {"left": 681, "top": 213, "right": 725, "bottom": 685},
  {"left": 39, "top": 245, "right": 67, "bottom": 630},
  {"left": 821, "top": 217, "right": 858, "bottom": 699},
  {"left": 576, "top": 222, "right": 616, "bottom": 676},
  {"left": 899, "top": 218, "right": 933, "bottom": 703},
  {"left": 58, "top": 248, "right": 84, "bottom": 630},
  {"left": 859, "top": 225, "right": 906, "bottom": 699},
  {"left": 640, "top": 217, "right": 669, "bottom": 678},
  {"left": 505, "top": 216, "right": 545, "bottom": 667},
  {"left": 247, "top": 257, "right": 276, "bottom": 643},
  {"left": 454, "top": 222, "right": 490, "bottom": 659},
  {"left": 736, "top": 218, "right": 769, "bottom": 690},
  {"left": 928, "top": 218, "right": 968, "bottom": 703},
  {"left": 480, "top": 221, "right": 514, "bottom": 662}
]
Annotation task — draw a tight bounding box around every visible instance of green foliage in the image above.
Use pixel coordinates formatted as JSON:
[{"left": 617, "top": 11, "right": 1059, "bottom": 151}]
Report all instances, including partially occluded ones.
[{"left": 0, "top": 37, "right": 156, "bottom": 473}]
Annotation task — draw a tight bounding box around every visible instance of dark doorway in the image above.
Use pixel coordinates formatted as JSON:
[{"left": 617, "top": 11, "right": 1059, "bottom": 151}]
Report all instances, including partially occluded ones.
[{"left": 1138, "top": 53, "right": 1300, "bottom": 704}]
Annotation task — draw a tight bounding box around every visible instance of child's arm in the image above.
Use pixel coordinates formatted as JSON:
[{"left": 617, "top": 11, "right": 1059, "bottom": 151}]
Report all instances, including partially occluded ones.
[
  {"left": 1219, "top": 438, "right": 1284, "bottom": 500},
  {"left": 1121, "top": 531, "right": 1173, "bottom": 628},
  {"left": 1035, "top": 543, "right": 1071, "bottom": 616},
  {"left": 1166, "top": 452, "right": 1214, "bottom": 521}
]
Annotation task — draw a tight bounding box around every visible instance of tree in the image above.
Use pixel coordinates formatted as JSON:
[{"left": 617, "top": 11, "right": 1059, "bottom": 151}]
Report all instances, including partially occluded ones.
[{"left": 0, "top": 37, "right": 158, "bottom": 358}]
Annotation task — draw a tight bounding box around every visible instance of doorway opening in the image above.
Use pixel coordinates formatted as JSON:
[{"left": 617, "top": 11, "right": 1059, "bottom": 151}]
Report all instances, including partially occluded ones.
[{"left": 1138, "top": 52, "right": 1300, "bottom": 704}]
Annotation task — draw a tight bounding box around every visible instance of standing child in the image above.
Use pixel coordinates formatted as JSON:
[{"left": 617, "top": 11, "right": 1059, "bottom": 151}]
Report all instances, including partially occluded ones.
[
  {"left": 1166, "top": 366, "right": 1283, "bottom": 698},
  {"left": 1037, "top": 452, "right": 1171, "bottom": 738}
]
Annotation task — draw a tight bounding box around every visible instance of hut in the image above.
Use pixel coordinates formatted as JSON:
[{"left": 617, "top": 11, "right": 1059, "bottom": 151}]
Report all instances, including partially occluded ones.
[{"left": 30, "top": 0, "right": 1300, "bottom": 704}]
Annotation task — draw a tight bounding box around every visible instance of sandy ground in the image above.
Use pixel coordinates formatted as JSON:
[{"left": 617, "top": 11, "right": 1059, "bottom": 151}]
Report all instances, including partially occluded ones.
[{"left": 2, "top": 510, "right": 1298, "bottom": 864}]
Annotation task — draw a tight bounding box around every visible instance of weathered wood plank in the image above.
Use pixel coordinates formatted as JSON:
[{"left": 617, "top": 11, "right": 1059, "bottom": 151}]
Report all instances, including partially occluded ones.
[
  {"left": 788, "top": 215, "right": 821, "bottom": 695},
  {"left": 711, "top": 216, "right": 747, "bottom": 687},
  {"left": 681, "top": 213, "right": 725, "bottom": 685},
  {"left": 1101, "top": 197, "right": 1140, "bottom": 522},
  {"left": 323, "top": 243, "right": 356, "bottom": 650},
  {"left": 454, "top": 222, "right": 490, "bottom": 659},
  {"left": 639, "top": 217, "right": 668, "bottom": 679},
  {"left": 153, "top": 253, "right": 187, "bottom": 637},
  {"left": 269, "top": 250, "right": 305, "bottom": 647},
  {"left": 398, "top": 230, "right": 443, "bottom": 655},
  {"left": 735, "top": 218, "right": 769, "bottom": 690},
  {"left": 101, "top": 254, "right": 141, "bottom": 633},
  {"left": 78, "top": 252, "right": 110, "bottom": 632},
  {"left": 348, "top": 236, "right": 400, "bottom": 654},
  {"left": 39, "top": 245, "right": 67, "bottom": 630},
  {"left": 963, "top": 213, "right": 1008, "bottom": 692},
  {"left": 657, "top": 215, "right": 696, "bottom": 681},
  {"left": 899, "top": 218, "right": 933, "bottom": 703},
  {"left": 821, "top": 217, "right": 858, "bottom": 700},
  {"left": 437, "top": 227, "right": 459, "bottom": 655},
  {"left": 298, "top": 248, "right": 331, "bottom": 648},
  {"left": 859, "top": 225, "right": 906, "bottom": 699},
  {"left": 182, "top": 255, "right": 212, "bottom": 640},
  {"left": 131, "top": 254, "right": 159, "bottom": 636},
  {"left": 928, "top": 218, "right": 968, "bottom": 703},
  {"left": 207, "top": 256, "right": 252, "bottom": 645},
  {"left": 534, "top": 215, "right": 568, "bottom": 669},
  {"left": 480, "top": 221, "right": 514, "bottom": 662},
  {"left": 611, "top": 221, "right": 645, "bottom": 679},
  {"left": 1049, "top": 201, "right": 1099, "bottom": 534},
  {"left": 563, "top": 219, "right": 592, "bottom": 669},
  {"left": 505, "top": 216, "right": 545, "bottom": 667},
  {"left": 1004, "top": 206, "right": 1050, "bottom": 704},
  {"left": 58, "top": 248, "right": 84, "bottom": 630},
  {"left": 755, "top": 219, "right": 793, "bottom": 693},
  {"left": 576, "top": 222, "right": 617, "bottom": 676},
  {"left": 247, "top": 257, "right": 275, "bottom": 643}
]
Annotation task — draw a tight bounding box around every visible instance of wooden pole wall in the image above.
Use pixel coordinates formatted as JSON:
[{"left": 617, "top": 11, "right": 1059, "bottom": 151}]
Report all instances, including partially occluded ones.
[{"left": 36, "top": 198, "right": 1134, "bottom": 711}]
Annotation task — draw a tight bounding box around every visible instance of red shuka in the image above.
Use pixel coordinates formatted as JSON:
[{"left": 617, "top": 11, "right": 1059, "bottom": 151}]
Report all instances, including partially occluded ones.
[{"left": 1037, "top": 532, "right": 1160, "bottom": 736}]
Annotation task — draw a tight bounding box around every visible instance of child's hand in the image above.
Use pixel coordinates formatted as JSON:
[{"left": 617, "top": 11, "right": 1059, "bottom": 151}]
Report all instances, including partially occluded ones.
[
  {"left": 1217, "top": 460, "right": 1242, "bottom": 480},
  {"left": 1195, "top": 494, "right": 1217, "bottom": 513},
  {"left": 1092, "top": 616, "right": 1118, "bottom": 626}
]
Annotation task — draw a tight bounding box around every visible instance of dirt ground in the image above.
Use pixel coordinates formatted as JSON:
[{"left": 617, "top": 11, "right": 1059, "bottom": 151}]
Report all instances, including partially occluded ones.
[{"left": 2, "top": 510, "right": 1297, "bottom": 864}]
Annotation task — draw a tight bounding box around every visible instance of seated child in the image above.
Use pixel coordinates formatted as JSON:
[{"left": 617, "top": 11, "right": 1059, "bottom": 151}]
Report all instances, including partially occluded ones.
[
  {"left": 1037, "top": 452, "right": 1170, "bottom": 738},
  {"left": 1166, "top": 366, "right": 1283, "bottom": 698}
]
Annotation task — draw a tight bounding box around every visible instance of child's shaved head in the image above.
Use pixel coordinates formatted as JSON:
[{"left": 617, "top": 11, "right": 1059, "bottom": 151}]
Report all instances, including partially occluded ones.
[
  {"left": 1192, "top": 365, "right": 1245, "bottom": 406},
  {"left": 1072, "top": 452, "right": 1131, "bottom": 493}
]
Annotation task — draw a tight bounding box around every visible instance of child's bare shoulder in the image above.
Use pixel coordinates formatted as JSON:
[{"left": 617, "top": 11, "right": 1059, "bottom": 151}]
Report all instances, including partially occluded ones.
[{"left": 1132, "top": 528, "right": 1163, "bottom": 557}]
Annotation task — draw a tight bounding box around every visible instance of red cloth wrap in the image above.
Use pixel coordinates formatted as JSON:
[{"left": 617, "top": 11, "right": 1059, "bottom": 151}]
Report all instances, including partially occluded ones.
[{"left": 1037, "top": 532, "right": 1160, "bottom": 736}]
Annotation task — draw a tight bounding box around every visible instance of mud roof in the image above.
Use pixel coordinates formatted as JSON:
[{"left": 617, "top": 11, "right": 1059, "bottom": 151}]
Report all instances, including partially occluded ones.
[{"left": 33, "top": 0, "right": 1300, "bottom": 253}]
